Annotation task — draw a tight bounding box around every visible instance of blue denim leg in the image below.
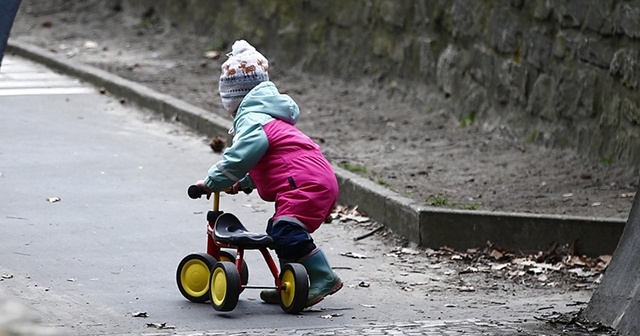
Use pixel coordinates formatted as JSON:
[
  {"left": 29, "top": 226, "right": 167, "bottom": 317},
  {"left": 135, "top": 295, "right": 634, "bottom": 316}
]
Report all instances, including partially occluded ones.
[{"left": 266, "top": 219, "right": 316, "bottom": 260}]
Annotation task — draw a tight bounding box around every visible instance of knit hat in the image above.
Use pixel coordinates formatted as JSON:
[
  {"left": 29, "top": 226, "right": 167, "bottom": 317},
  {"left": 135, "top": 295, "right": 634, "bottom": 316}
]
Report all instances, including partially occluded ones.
[{"left": 219, "top": 40, "right": 269, "bottom": 112}]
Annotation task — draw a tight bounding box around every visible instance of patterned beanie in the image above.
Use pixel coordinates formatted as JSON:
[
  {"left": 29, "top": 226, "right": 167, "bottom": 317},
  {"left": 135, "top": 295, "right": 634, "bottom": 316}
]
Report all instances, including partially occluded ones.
[{"left": 219, "top": 40, "right": 269, "bottom": 112}]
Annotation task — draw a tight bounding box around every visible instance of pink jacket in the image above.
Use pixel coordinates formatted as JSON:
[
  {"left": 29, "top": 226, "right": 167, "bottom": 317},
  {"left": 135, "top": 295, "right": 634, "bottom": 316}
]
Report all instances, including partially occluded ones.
[{"left": 250, "top": 120, "right": 338, "bottom": 232}]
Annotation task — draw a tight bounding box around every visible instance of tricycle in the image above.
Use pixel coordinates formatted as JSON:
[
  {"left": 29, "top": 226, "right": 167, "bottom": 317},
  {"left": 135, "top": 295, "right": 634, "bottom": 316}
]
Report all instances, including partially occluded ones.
[{"left": 176, "top": 185, "right": 309, "bottom": 314}]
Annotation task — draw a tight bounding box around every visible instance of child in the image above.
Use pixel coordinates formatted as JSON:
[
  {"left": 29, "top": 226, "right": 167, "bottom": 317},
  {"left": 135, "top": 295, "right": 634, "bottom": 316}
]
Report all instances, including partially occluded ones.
[{"left": 194, "top": 40, "right": 342, "bottom": 307}]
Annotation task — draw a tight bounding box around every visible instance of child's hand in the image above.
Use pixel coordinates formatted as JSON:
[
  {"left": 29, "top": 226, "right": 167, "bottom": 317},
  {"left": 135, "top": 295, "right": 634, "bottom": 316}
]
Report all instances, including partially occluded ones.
[
  {"left": 195, "top": 180, "right": 212, "bottom": 200},
  {"left": 224, "top": 182, "right": 241, "bottom": 195}
]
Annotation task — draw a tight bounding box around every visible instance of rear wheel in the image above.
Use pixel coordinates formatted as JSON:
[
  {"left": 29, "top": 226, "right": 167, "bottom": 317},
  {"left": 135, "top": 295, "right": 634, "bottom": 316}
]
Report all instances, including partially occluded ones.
[
  {"left": 279, "top": 263, "right": 309, "bottom": 314},
  {"left": 210, "top": 261, "right": 241, "bottom": 311}
]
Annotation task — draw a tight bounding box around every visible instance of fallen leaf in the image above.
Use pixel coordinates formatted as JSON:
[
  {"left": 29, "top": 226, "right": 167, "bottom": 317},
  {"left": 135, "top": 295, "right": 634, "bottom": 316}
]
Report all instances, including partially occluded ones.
[
  {"left": 491, "top": 263, "right": 509, "bottom": 271},
  {"left": 568, "top": 268, "right": 597, "bottom": 277},
  {"left": 47, "top": 197, "right": 61, "bottom": 203},
  {"left": 459, "top": 266, "right": 478, "bottom": 274},
  {"left": 1, "top": 274, "right": 13, "bottom": 279},
  {"left": 320, "top": 313, "right": 343, "bottom": 319},
  {"left": 340, "top": 252, "right": 367, "bottom": 259},
  {"left": 146, "top": 322, "right": 174, "bottom": 329},
  {"left": 132, "top": 311, "right": 148, "bottom": 318},
  {"left": 208, "top": 136, "right": 226, "bottom": 153},
  {"left": 490, "top": 249, "right": 504, "bottom": 260}
]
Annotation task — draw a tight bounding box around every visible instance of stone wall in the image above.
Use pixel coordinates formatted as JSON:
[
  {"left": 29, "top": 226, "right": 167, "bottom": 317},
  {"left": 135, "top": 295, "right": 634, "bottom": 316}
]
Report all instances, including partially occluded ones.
[{"left": 119, "top": 0, "right": 640, "bottom": 167}]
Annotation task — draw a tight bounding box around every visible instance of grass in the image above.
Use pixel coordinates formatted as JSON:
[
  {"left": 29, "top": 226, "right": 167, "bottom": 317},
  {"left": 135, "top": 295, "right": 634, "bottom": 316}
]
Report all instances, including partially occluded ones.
[
  {"left": 376, "top": 178, "right": 388, "bottom": 186},
  {"left": 460, "top": 112, "right": 476, "bottom": 128},
  {"left": 338, "top": 162, "right": 368, "bottom": 174},
  {"left": 426, "top": 194, "right": 452, "bottom": 207},
  {"left": 460, "top": 203, "right": 479, "bottom": 210},
  {"left": 602, "top": 155, "right": 613, "bottom": 166}
]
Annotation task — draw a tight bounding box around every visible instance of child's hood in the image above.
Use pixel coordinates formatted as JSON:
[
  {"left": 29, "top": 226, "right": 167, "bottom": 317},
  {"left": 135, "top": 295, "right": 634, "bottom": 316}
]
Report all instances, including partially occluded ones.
[{"left": 235, "top": 81, "right": 299, "bottom": 126}]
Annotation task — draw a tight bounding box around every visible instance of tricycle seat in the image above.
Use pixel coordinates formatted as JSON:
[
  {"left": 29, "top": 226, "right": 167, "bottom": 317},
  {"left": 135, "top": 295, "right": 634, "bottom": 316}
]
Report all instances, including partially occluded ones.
[{"left": 214, "top": 213, "right": 274, "bottom": 249}]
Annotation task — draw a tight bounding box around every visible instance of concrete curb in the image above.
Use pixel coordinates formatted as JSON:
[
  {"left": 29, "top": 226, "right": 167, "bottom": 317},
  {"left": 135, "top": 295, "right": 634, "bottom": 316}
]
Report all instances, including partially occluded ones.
[{"left": 7, "top": 40, "right": 626, "bottom": 257}]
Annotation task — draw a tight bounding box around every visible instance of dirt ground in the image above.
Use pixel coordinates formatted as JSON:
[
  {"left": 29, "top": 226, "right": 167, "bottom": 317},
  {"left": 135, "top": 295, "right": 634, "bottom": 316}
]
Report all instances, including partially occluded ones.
[{"left": 10, "top": 1, "right": 640, "bottom": 221}]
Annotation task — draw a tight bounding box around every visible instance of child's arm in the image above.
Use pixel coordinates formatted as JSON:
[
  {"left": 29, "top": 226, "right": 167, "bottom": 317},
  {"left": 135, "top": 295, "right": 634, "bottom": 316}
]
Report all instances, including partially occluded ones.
[{"left": 203, "top": 116, "right": 268, "bottom": 192}]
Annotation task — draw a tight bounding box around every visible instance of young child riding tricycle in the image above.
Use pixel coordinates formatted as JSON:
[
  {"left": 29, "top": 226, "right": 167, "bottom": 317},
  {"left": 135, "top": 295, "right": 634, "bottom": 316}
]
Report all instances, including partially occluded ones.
[{"left": 179, "top": 40, "right": 342, "bottom": 313}]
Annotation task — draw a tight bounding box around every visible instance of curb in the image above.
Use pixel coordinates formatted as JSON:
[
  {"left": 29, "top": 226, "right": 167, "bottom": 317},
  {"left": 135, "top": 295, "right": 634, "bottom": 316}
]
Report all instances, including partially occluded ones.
[{"left": 7, "top": 40, "right": 627, "bottom": 257}]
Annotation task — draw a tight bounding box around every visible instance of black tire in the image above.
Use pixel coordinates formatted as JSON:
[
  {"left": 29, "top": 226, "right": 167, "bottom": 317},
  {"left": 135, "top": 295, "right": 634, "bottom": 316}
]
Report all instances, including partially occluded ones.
[
  {"left": 219, "top": 250, "right": 249, "bottom": 290},
  {"left": 209, "top": 261, "right": 241, "bottom": 311},
  {"left": 176, "top": 253, "right": 217, "bottom": 303},
  {"left": 279, "top": 263, "right": 309, "bottom": 314}
]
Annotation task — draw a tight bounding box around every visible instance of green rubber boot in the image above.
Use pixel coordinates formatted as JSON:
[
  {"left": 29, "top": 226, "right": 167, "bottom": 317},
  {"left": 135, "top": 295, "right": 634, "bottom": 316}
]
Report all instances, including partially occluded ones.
[
  {"left": 259, "top": 288, "right": 280, "bottom": 304},
  {"left": 260, "top": 259, "right": 290, "bottom": 304},
  {"left": 300, "top": 249, "right": 342, "bottom": 307}
]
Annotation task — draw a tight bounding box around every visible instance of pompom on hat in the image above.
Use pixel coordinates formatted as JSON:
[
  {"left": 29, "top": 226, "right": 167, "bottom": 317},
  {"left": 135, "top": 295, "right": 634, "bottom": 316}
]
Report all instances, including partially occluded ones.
[{"left": 219, "top": 40, "right": 269, "bottom": 112}]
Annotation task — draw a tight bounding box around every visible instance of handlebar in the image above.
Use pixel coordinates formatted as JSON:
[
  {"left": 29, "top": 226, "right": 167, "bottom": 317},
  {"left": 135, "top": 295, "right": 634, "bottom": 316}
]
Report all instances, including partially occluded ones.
[
  {"left": 188, "top": 185, "right": 206, "bottom": 199},
  {"left": 187, "top": 185, "right": 252, "bottom": 199}
]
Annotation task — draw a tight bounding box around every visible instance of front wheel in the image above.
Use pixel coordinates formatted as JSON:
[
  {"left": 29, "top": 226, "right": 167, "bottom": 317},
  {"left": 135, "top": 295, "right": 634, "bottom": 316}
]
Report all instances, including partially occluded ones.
[
  {"left": 210, "top": 261, "right": 241, "bottom": 311},
  {"left": 176, "top": 253, "right": 217, "bottom": 303},
  {"left": 279, "top": 263, "right": 309, "bottom": 314}
]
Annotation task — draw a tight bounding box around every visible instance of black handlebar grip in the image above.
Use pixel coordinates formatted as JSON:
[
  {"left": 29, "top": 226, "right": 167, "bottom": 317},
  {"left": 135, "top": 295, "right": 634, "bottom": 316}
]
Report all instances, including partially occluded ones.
[{"left": 188, "top": 185, "right": 205, "bottom": 199}]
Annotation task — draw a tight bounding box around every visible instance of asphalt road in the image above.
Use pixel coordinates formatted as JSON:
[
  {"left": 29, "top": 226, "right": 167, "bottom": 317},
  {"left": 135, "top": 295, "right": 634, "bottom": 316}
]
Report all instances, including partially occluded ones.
[{"left": 0, "top": 56, "right": 356, "bottom": 335}]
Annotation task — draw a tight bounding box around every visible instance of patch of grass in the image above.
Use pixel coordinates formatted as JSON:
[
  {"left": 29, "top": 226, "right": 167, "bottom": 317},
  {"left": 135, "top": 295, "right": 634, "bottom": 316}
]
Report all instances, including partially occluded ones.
[
  {"left": 527, "top": 131, "right": 537, "bottom": 144},
  {"left": 423, "top": 106, "right": 433, "bottom": 113},
  {"left": 338, "top": 162, "right": 368, "bottom": 174},
  {"left": 376, "top": 178, "right": 388, "bottom": 186},
  {"left": 460, "top": 203, "right": 479, "bottom": 210},
  {"left": 460, "top": 112, "right": 476, "bottom": 128},
  {"left": 602, "top": 155, "right": 613, "bottom": 166},
  {"left": 426, "top": 194, "right": 452, "bottom": 207}
]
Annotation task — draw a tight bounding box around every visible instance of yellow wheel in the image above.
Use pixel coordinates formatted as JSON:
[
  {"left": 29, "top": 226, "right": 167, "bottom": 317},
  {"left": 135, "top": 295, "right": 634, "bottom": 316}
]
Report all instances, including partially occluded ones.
[
  {"left": 210, "top": 261, "right": 240, "bottom": 311},
  {"left": 176, "top": 253, "right": 217, "bottom": 303},
  {"left": 280, "top": 263, "right": 308, "bottom": 314}
]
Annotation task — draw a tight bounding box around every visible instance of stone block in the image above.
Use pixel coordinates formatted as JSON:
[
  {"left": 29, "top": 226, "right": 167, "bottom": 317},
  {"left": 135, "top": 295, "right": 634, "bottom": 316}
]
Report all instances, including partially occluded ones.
[
  {"left": 489, "top": 7, "right": 522, "bottom": 54},
  {"left": 610, "top": 48, "right": 639, "bottom": 89},
  {"left": 615, "top": 2, "right": 640, "bottom": 38},
  {"left": 584, "top": 0, "right": 615, "bottom": 35},
  {"left": 578, "top": 37, "right": 615, "bottom": 69},
  {"left": 524, "top": 28, "right": 553, "bottom": 69},
  {"left": 450, "top": 0, "right": 483, "bottom": 38},
  {"left": 551, "top": 0, "right": 588, "bottom": 28},
  {"left": 527, "top": 73, "right": 554, "bottom": 118}
]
